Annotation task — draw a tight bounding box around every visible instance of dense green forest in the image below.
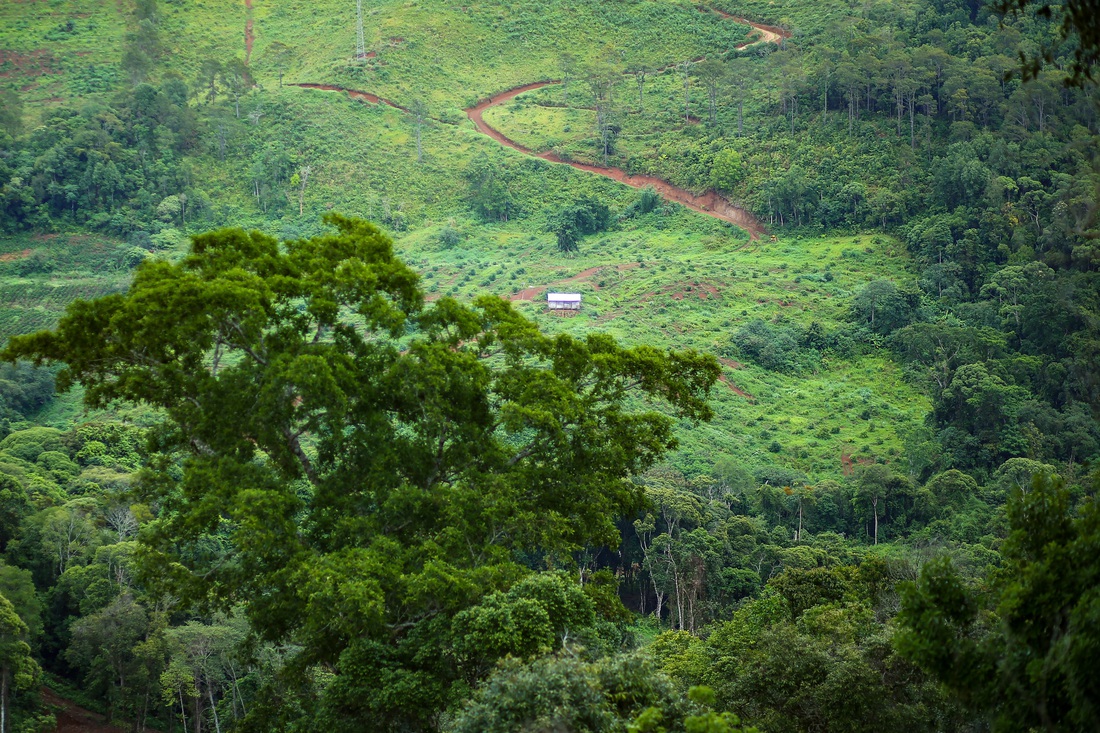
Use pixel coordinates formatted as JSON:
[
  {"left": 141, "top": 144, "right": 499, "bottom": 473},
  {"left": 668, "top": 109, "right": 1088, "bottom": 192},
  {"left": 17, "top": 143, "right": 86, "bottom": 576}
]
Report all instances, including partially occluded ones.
[{"left": 0, "top": 0, "right": 1097, "bottom": 730}]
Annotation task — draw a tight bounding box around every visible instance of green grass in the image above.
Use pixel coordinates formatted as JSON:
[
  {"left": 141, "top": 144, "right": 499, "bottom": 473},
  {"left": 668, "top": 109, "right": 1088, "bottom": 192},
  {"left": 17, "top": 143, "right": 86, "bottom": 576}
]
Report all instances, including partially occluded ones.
[
  {"left": 0, "top": 0, "right": 933, "bottom": 483},
  {"left": 0, "top": 78, "right": 929, "bottom": 481},
  {"left": 3, "top": 0, "right": 750, "bottom": 113},
  {"left": 395, "top": 218, "right": 929, "bottom": 480}
]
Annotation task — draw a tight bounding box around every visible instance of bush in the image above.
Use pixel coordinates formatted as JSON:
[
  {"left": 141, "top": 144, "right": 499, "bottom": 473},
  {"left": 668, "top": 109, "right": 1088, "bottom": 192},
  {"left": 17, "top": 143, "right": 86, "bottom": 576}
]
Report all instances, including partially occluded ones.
[
  {"left": 731, "top": 320, "right": 802, "bottom": 373},
  {"left": 0, "top": 428, "right": 66, "bottom": 463},
  {"left": 546, "top": 196, "right": 610, "bottom": 253},
  {"left": 438, "top": 225, "right": 463, "bottom": 248},
  {"left": 621, "top": 186, "right": 662, "bottom": 219}
]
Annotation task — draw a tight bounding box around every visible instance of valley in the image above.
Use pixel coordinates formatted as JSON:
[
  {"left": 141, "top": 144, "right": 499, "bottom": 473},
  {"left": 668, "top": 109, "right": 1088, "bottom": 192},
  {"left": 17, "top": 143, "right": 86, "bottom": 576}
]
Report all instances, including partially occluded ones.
[{"left": 0, "top": 0, "right": 1097, "bottom": 731}]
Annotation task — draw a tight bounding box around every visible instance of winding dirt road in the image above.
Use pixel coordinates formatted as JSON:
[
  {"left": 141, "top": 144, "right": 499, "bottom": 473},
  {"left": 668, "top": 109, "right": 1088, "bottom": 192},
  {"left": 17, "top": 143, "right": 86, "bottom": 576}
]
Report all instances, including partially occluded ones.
[
  {"left": 463, "top": 10, "right": 788, "bottom": 239},
  {"left": 466, "top": 83, "right": 768, "bottom": 239},
  {"left": 293, "top": 7, "right": 790, "bottom": 239}
]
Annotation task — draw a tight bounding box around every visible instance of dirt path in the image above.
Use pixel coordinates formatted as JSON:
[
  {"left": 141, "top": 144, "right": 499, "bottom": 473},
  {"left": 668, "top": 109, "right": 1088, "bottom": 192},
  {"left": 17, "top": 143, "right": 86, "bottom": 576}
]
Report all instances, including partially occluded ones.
[
  {"left": 466, "top": 85, "right": 767, "bottom": 238},
  {"left": 464, "top": 11, "right": 792, "bottom": 238},
  {"left": 293, "top": 8, "right": 789, "bottom": 239},
  {"left": 465, "top": 11, "right": 789, "bottom": 240},
  {"left": 42, "top": 688, "right": 129, "bottom": 733},
  {"left": 291, "top": 83, "right": 411, "bottom": 113},
  {"left": 509, "top": 265, "right": 603, "bottom": 301},
  {"left": 709, "top": 8, "right": 788, "bottom": 46}
]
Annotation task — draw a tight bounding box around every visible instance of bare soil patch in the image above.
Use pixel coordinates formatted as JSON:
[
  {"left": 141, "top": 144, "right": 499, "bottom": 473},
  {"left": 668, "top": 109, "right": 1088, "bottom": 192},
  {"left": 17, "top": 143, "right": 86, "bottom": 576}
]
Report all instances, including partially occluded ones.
[
  {"left": 41, "top": 688, "right": 129, "bottom": 733},
  {"left": 291, "top": 83, "right": 411, "bottom": 113},
  {"left": 509, "top": 266, "right": 601, "bottom": 301},
  {"left": 244, "top": 0, "right": 254, "bottom": 63},
  {"left": 0, "top": 49, "right": 58, "bottom": 78},
  {"left": 718, "top": 374, "right": 753, "bottom": 399},
  {"left": 510, "top": 285, "right": 547, "bottom": 301},
  {"left": 0, "top": 249, "right": 31, "bottom": 262}
]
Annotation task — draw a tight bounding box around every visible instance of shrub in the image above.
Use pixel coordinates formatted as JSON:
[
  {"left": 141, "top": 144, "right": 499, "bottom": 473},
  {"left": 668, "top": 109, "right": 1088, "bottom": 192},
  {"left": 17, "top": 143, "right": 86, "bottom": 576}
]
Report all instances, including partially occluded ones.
[{"left": 546, "top": 196, "right": 610, "bottom": 253}]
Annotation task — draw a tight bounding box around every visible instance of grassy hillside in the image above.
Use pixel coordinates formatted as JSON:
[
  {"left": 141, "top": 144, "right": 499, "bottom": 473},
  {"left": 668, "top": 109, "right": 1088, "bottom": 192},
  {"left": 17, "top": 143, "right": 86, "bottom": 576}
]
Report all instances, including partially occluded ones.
[
  {"left": 0, "top": 72, "right": 930, "bottom": 480},
  {"left": 2, "top": 0, "right": 1093, "bottom": 486},
  {"left": 398, "top": 220, "right": 928, "bottom": 478},
  {"left": 2, "top": 0, "right": 750, "bottom": 110},
  {"left": 1, "top": 1, "right": 1098, "bottom": 731}
]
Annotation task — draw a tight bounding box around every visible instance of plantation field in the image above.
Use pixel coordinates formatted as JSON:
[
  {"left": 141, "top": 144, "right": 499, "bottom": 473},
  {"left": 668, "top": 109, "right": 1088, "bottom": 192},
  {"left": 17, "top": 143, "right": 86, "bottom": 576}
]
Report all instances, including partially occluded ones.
[
  {"left": 396, "top": 217, "right": 929, "bottom": 479},
  {"left": 0, "top": 233, "right": 135, "bottom": 338}
]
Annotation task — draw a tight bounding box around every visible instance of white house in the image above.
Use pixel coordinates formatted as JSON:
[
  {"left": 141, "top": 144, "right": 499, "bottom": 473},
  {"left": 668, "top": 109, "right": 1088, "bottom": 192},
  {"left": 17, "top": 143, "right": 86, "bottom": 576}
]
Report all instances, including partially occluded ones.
[{"left": 547, "top": 292, "right": 582, "bottom": 310}]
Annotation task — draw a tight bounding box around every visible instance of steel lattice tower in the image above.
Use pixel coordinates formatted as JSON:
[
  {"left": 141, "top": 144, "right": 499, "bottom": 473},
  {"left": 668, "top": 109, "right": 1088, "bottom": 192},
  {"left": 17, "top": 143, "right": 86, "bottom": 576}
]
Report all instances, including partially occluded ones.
[{"left": 355, "top": 0, "right": 366, "bottom": 60}]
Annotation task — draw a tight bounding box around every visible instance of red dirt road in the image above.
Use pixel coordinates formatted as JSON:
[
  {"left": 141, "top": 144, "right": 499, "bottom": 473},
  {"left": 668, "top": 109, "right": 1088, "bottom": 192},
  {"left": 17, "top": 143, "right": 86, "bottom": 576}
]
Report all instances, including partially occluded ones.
[
  {"left": 463, "top": 9, "right": 791, "bottom": 239},
  {"left": 466, "top": 84, "right": 768, "bottom": 238},
  {"left": 293, "top": 9, "right": 790, "bottom": 239},
  {"left": 244, "top": 0, "right": 254, "bottom": 63}
]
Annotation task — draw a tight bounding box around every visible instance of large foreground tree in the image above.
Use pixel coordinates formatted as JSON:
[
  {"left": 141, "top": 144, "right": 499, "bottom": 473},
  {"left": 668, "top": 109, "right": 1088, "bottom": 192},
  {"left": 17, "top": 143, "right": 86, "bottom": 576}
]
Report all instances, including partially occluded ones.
[{"left": 1, "top": 215, "right": 719, "bottom": 730}]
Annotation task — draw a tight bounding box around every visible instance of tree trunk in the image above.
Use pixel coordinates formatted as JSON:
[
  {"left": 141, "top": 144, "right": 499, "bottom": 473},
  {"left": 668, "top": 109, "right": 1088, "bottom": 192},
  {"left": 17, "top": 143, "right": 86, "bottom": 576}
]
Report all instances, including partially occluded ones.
[
  {"left": 1, "top": 667, "right": 8, "bottom": 733},
  {"left": 297, "top": 167, "right": 309, "bottom": 216},
  {"left": 208, "top": 686, "right": 221, "bottom": 733},
  {"left": 230, "top": 668, "right": 247, "bottom": 718},
  {"left": 896, "top": 86, "right": 903, "bottom": 134},
  {"left": 909, "top": 94, "right": 915, "bottom": 148}
]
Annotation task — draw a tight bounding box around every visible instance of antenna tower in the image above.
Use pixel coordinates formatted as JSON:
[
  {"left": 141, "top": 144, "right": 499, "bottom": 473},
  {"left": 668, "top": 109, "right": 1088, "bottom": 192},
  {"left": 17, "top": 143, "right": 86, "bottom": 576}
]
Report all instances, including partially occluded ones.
[{"left": 355, "top": 0, "right": 366, "bottom": 60}]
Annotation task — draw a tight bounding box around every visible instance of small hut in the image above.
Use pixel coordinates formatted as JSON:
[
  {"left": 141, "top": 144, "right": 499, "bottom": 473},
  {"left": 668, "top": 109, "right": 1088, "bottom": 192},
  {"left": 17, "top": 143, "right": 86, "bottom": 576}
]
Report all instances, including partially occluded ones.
[{"left": 547, "top": 292, "right": 582, "bottom": 311}]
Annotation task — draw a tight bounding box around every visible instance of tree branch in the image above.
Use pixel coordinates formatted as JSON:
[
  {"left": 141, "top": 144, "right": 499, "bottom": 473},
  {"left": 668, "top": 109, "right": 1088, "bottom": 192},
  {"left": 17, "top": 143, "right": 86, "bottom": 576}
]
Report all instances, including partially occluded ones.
[{"left": 283, "top": 426, "right": 320, "bottom": 486}]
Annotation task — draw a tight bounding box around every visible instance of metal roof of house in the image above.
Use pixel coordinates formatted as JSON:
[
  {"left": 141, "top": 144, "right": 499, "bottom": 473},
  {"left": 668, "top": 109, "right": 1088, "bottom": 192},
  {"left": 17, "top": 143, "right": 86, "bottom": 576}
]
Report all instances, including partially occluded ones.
[{"left": 547, "top": 292, "right": 582, "bottom": 302}]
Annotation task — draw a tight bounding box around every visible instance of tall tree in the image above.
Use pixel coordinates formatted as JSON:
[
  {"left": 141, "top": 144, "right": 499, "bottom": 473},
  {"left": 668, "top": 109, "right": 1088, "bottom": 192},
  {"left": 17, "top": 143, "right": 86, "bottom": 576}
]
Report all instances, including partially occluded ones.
[
  {"left": 694, "top": 59, "right": 725, "bottom": 127},
  {"left": 1, "top": 215, "right": 718, "bottom": 730},
  {"left": 0, "top": 595, "right": 38, "bottom": 733}
]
